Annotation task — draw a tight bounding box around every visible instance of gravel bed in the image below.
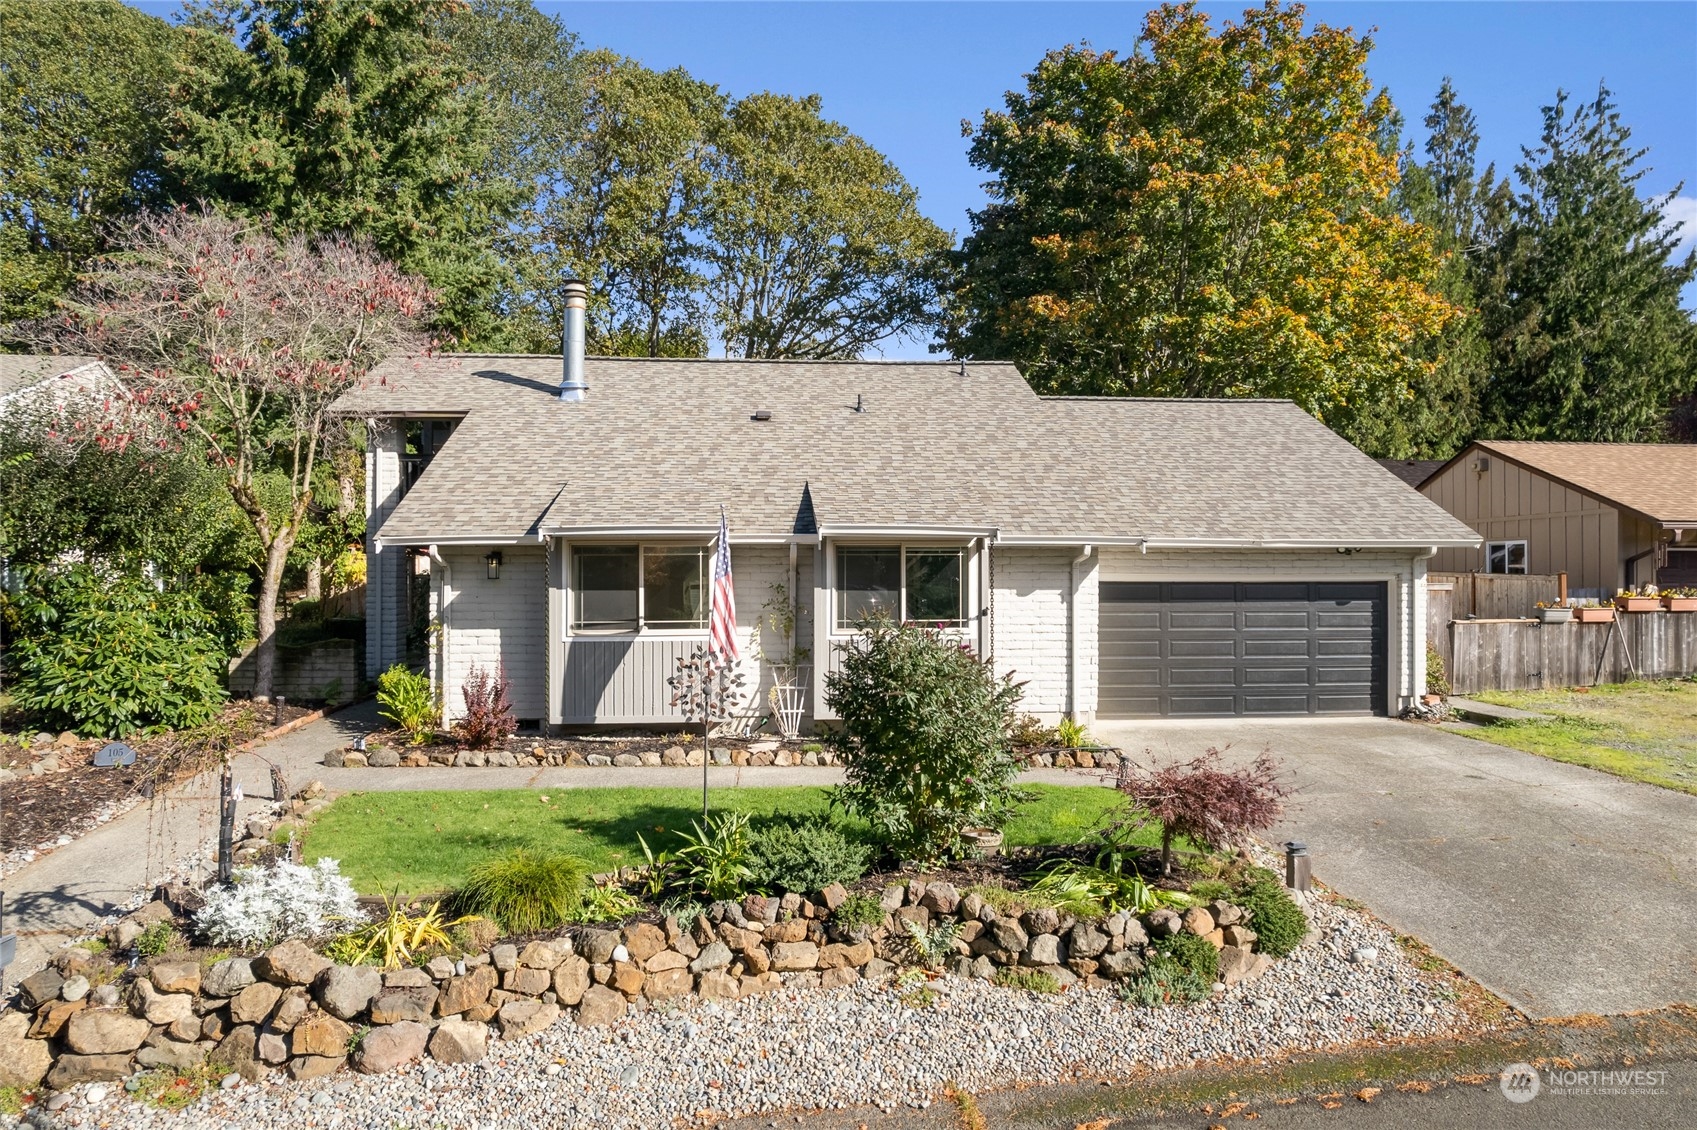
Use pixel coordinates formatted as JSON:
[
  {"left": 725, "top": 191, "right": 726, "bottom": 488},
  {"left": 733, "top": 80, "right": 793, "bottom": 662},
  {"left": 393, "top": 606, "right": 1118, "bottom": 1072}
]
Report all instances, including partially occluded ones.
[{"left": 20, "top": 895, "right": 1474, "bottom": 1130}]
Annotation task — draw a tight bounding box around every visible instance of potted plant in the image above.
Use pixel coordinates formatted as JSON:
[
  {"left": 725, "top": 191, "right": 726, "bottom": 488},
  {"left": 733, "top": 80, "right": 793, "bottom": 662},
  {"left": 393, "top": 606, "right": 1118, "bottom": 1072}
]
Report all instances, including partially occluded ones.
[
  {"left": 1573, "top": 600, "right": 1616, "bottom": 623},
  {"left": 1662, "top": 587, "right": 1697, "bottom": 612},
  {"left": 1534, "top": 601, "right": 1573, "bottom": 624},
  {"left": 1613, "top": 587, "right": 1661, "bottom": 613}
]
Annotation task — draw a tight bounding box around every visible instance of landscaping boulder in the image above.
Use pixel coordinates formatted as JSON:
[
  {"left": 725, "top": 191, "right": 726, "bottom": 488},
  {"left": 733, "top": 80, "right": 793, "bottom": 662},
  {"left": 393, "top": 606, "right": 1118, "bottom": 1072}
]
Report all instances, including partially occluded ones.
[
  {"left": 290, "top": 1011, "right": 354, "bottom": 1058},
  {"left": 0, "top": 1011, "right": 52, "bottom": 1088},
  {"left": 369, "top": 986, "right": 438, "bottom": 1025},
  {"left": 985, "top": 918, "right": 1029, "bottom": 954},
  {"left": 645, "top": 967, "right": 693, "bottom": 1000},
  {"left": 518, "top": 940, "right": 566, "bottom": 969},
  {"left": 820, "top": 883, "right": 849, "bottom": 911},
  {"left": 133, "top": 979, "right": 196, "bottom": 1025},
  {"left": 28, "top": 999, "right": 85, "bottom": 1039},
  {"left": 63, "top": 1008, "right": 149, "bottom": 1054},
  {"left": 228, "top": 981, "right": 284, "bottom": 1026},
  {"left": 355, "top": 1020, "right": 429, "bottom": 1073},
  {"left": 575, "top": 985, "right": 626, "bottom": 1028},
  {"left": 769, "top": 941, "right": 820, "bottom": 971},
  {"left": 919, "top": 882, "right": 960, "bottom": 915},
  {"left": 148, "top": 961, "right": 201, "bottom": 995},
  {"left": 47, "top": 1054, "right": 132, "bottom": 1088},
  {"left": 1181, "top": 906, "right": 1215, "bottom": 937},
  {"left": 623, "top": 923, "right": 666, "bottom": 964},
  {"left": 367, "top": 748, "right": 401, "bottom": 768},
  {"left": 689, "top": 942, "right": 733, "bottom": 974},
  {"left": 491, "top": 943, "right": 519, "bottom": 971},
  {"left": 577, "top": 929, "right": 620, "bottom": 965},
  {"left": 1068, "top": 923, "right": 1109, "bottom": 959},
  {"left": 503, "top": 966, "right": 551, "bottom": 996},
  {"left": 384, "top": 967, "right": 434, "bottom": 989},
  {"left": 1145, "top": 908, "right": 1182, "bottom": 937},
  {"left": 258, "top": 1032, "right": 289, "bottom": 1065},
  {"left": 214, "top": 1025, "right": 265, "bottom": 1082},
  {"left": 695, "top": 970, "right": 740, "bottom": 1000},
  {"left": 1021, "top": 907, "right": 1061, "bottom": 936},
  {"left": 1097, "top": 951, "right": 1145, "bottom": 979},
  {"left": 552, "top": 955, "right": 591, "bottom": 1006},
  {"left": 289, "top": 1054, "right": 344, "bottom": 1080},
  {"left": 497, "top": 999, "right": 560, "bottom": 1039},
  {"left": 18, "top": 968, "right": 64, "bottom": 1011},
  {"left": 136, "top": 1039, "right": 208, "bottom": 1072},
  {"left": 428, "top": 1019, "right": 489, "bottom": 1064},
  {"left": 610, "top": 961, "right": 645, "bottom": 997},
  {"left": 255, "top": 940, "right": 331, "bottom": 986},
  {"left": 425, "top": 956, "right": 458, "bottom": 980},
  {"left": 270, "top": 987, "right": 312, "bottom": 1031},
  {"left": 1022, "top": 934, "right": 1063, "bottom": 967},
  {"left": 203, "top": 957, "right": 257, "bottom": 998},
  {"left": 438, "top": 966, "right": 498, "bottom": 1016},
  {"left": 316, "top": 964, "right": 384, "bottom": 1020}
]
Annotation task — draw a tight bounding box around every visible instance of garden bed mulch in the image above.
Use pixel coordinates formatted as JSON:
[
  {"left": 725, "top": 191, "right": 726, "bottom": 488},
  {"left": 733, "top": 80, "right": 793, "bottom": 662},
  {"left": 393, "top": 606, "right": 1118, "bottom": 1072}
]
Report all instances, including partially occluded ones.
[{"left": 0, "top": 701, "right": 317, "bottom": 861}]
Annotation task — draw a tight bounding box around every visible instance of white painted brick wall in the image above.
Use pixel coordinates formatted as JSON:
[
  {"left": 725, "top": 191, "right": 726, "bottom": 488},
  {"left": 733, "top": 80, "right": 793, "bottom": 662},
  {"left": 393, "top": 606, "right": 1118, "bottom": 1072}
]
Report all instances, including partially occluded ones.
[
  {"left": 441, "top": 546, "right": 548, "bottom": 723},
  {"left": 990, "top": 547, "right": 1076, "bottom": 719},
  {"left": 1098, "top": 546, "right": 1424, "bottom": 712}
]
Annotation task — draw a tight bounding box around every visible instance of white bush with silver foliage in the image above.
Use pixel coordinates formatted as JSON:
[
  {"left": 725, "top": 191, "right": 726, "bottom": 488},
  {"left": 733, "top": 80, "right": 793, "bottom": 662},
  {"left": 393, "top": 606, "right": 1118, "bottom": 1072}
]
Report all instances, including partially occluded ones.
[{"left": 194, "top": 857, "right": 364, "bottom": 947}]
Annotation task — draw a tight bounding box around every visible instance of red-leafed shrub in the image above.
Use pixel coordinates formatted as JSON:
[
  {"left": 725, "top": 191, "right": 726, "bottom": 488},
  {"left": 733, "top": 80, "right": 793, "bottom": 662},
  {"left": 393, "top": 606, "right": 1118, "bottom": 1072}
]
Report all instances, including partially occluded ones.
[
  {"left": 1114, "top": 747, "right": 1290, "bottom": 875},
  {"left": 456, "top": 664, "right": 516, "bottom": 750}
]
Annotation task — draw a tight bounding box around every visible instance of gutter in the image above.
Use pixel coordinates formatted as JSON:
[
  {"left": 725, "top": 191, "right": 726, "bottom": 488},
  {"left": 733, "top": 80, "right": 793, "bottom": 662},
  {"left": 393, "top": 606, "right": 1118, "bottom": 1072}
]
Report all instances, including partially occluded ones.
[{"left": 996, "top": 535, "right": 1482, "bottom": 550}]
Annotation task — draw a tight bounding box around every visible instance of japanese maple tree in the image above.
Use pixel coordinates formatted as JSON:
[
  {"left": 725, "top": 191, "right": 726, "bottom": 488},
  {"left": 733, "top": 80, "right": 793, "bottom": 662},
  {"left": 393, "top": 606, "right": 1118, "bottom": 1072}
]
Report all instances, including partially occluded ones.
[
  {"left": 40, "top": 207, "right": 434, "bottom": 699},
  {"left": 1115, "top": 747, "right": 1290, "bottom": 875}
]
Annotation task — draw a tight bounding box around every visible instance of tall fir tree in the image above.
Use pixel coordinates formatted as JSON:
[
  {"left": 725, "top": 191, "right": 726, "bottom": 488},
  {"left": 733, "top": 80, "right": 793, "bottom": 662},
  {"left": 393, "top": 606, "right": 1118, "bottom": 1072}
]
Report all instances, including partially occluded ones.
[
  {"left": 168, "top": 0, "right": 516, "bottom": 345},
  {"left": 1479, "top": 86, "right": 1697, "bottom": 441}
]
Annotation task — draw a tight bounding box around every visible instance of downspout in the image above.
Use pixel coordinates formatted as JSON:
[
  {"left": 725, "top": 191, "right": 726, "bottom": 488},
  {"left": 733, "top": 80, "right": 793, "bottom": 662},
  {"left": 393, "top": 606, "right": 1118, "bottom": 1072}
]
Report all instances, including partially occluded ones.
[
  {"left": 1409, "top": 546, "right": 1438, "bottom": 710},
  {"left": 427, "top": 545, "right": 450, "bottom": 714},
  {"left": 1069, "top": 545, "right": 1093, "bottom": 720}
]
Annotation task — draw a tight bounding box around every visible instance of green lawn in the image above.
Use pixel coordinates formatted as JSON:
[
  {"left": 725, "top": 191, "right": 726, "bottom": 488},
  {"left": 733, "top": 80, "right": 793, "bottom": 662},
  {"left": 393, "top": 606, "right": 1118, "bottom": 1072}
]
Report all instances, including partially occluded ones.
[
  {"left": 1467, "top": 680, "right": 1697, "bottom": 795},
  {"left": 301, "top": 784, "right": 1137, "bottom": 895}
]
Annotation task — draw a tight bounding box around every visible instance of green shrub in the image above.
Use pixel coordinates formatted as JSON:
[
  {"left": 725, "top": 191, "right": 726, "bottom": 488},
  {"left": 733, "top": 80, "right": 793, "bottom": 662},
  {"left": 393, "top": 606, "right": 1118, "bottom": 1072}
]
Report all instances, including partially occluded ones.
[
  {"left": 824, "top": 618, "right": 1028, "bottom": 862},
  {"left": 455, "top": 850, "right": 586, "bottom": 933},
  {"left": 832, "top": 893, "right": 886, "bottom": 931},
  {"left": 1028, "top": 861, "right": 1157, "bottom": 916},
  {"left": 135, "top": 921, "right": 179, "bottom": 958},
  {"left": 1157, "top": 931, "right": 1219, "bottom": 985},
  {"left": 1426, "top": 643, "right": 1451, "bottom": 698},
  {"left": 376, "top": 664, "right": 438, "bottom": 744},
  {"left": 571, "top": 884, "right": 644, "bottom": 923},
  {"left": 993, "top": 966, "right": 1061, "bottom": 993},
  {"left": 1235, "top": 877, "right": 1308, "bottom": 958},
  {"left": 8, "top": 566, "right": 226, "bottom": 737},
  {"left": 1120, "top": 955, "right": 1211, "bottom": 1008},
  {"left": 747, "top": 817, "right": 872, "bottom": 895},
  {"left": 1185, "top": 879, "right": 1233, "bottom": 903},
  {"left": 1055, "top": 717, "right": 1091, "bottom": 748}
]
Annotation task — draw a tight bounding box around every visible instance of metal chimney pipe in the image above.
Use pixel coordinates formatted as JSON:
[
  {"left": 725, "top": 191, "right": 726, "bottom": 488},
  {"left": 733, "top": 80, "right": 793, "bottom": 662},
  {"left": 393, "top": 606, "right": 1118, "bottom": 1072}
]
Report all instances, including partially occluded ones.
[{"left": 559, "top": 279, "right": 588, "bottom": 402}]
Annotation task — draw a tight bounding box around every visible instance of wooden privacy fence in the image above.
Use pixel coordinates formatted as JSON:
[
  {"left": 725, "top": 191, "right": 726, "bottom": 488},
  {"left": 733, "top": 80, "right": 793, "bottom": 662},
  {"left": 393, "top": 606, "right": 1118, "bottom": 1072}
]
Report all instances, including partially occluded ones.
[
  {"left": 1429, "top": 573, "right": 1565, "bottom": 620},
  {"left": 1442, "top": 612, "right": 1697, "bottom": 694}
]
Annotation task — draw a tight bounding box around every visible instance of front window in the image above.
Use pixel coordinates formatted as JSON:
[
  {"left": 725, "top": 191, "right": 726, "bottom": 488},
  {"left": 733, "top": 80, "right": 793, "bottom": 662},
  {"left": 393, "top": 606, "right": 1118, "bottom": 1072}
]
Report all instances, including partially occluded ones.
[
  {"left": 572, "top": 545, "right": 707, "bottom": 632},
  {"left": 836, "top": 545, "right": 966, "bottom": 630},
  {"left": 1485, "top": 540, "right": 1528, "bottom": 575}
]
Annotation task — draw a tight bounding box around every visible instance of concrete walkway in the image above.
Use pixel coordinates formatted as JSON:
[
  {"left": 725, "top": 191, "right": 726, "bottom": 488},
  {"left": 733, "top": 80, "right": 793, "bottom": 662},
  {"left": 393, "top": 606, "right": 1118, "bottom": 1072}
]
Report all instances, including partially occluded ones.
[
  {"left": 1096, "top": 716, "right": 1697, "bottom": 1018},
  {"left": 2, "top": 702, "right": 1105, "bottom": 989}
]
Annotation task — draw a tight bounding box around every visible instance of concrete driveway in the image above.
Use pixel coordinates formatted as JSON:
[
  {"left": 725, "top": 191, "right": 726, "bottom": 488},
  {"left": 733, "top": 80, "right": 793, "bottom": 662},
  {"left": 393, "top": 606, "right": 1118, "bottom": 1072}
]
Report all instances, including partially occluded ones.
[{"left": 1095, "top": 716, "right": 1697, "bottom": 1019}]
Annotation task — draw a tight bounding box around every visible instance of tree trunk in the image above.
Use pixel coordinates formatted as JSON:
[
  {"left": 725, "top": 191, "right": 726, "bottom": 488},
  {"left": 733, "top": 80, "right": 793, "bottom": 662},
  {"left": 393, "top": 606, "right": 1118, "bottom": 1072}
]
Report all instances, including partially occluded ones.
[
  {"left": 305, "top": 558, "right": 323, "bottom": 601},
  {"left": 251, "top": 535, "right": 293, "bottom": 701}
]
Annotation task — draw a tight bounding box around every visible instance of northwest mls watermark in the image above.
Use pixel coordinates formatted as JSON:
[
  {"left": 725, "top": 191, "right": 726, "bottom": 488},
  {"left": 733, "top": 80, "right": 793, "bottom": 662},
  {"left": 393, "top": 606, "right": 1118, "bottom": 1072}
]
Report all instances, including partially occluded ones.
[{"left": 1499, "top": 1062, "right": 1670, "bottom": 1102}]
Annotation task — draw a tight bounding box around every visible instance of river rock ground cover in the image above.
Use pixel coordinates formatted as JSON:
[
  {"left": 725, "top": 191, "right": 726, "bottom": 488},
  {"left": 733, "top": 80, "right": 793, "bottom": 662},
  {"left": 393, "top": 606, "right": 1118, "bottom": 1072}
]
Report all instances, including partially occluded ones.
[{"left": 16, "top": 891, "right": 1476, "bottom": 1130}]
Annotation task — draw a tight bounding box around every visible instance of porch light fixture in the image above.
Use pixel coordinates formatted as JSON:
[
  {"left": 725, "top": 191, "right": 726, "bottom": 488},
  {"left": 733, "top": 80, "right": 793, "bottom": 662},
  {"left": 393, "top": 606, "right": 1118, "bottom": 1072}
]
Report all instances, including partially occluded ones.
[{"left": 485, "top": 551, "right": 503, "bottom": 580}]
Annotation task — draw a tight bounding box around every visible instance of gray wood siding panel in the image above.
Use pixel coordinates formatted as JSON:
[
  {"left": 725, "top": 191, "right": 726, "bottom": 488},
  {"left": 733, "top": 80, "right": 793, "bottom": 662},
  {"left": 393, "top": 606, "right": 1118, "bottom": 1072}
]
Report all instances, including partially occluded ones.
[{"left": 559, "top": 637, "right": 702, "bottom": 724}]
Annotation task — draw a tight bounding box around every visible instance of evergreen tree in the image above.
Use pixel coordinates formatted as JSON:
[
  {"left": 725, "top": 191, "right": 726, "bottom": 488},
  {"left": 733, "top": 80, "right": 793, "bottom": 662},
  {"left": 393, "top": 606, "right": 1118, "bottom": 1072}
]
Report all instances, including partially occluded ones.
[
  {"left": 1479, "top": 86, "right": 1697, "bottom": 441},
  {"left": 168, "top": 0, "right": 516, "bottom": 345},
  {"left": 0, "top": 0, "right": 180, "bottom": 325}
]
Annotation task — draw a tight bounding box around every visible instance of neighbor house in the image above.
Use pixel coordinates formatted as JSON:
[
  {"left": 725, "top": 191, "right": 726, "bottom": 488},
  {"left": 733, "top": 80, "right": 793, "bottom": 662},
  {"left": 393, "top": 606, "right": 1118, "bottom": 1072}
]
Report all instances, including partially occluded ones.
[
  {"left": 332, "top": 315, "right": 1477, "bottom": 729},
  {"left": 1417, "top": 441, "right": 1697, "bottom": 596}
]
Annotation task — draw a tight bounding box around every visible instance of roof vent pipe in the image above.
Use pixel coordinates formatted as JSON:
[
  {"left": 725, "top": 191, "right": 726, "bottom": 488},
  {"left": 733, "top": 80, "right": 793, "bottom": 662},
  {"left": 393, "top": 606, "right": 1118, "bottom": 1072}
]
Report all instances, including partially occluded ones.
[{"left": 559, "top": 279, "right": 588, "bottom": 402}]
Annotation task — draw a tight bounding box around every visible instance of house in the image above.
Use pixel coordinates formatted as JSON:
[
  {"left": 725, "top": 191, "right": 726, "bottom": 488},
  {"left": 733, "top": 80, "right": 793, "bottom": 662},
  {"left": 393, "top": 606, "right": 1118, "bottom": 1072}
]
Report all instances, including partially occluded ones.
[
  {"left": 0, "top": 354, "right": 117, "bottom": 416},
  {"left": 332, "top": 314, "right": 1477, "bottom": 728},
  {"left": 1375, "top": 458, "right": 1444, "bottom": 491},
  {"left": 1417, "top": 441, "right": 1697, "bottom": 595}
]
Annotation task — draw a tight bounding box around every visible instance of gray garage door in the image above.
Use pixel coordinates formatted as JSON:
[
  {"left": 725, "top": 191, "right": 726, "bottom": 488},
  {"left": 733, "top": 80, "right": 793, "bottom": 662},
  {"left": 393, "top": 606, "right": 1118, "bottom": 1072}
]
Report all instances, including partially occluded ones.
[{"left": 1099, "top": 581, "right": 1387, "bottom": 717}]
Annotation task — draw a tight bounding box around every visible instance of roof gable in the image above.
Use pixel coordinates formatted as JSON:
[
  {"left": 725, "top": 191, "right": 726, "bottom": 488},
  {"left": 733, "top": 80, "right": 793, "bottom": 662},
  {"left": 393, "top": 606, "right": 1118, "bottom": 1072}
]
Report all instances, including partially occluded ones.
[{"left": 1440, "top": 441, "right": 1697, "bottom": 525}]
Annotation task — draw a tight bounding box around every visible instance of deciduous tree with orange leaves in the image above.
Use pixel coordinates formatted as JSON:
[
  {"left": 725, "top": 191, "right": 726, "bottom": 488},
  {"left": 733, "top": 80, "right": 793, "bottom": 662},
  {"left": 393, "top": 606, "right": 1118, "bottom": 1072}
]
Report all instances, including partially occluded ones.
[{"left": 946, "top": 1, "right": 1458, "bottom": 451}]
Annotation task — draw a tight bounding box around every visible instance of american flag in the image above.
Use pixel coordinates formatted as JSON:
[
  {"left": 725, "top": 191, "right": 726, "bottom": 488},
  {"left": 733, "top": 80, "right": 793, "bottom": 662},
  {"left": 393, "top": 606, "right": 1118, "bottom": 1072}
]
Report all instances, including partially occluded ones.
[{"left": 708, "top": 507, "right": 739, "bottom": 662}]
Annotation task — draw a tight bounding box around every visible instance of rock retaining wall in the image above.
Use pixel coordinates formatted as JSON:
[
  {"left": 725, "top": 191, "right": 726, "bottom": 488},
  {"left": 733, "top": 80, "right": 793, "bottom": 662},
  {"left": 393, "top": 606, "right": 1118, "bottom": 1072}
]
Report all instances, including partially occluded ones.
[{"left": 0, "top": 881, "right": 1277, "bottom": 1093}]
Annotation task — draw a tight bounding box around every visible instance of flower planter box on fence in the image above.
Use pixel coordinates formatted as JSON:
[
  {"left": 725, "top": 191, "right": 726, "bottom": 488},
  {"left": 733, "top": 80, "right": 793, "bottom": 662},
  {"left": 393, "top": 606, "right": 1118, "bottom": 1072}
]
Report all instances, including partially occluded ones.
[
  {"left": 1573, "top": 606, "right": 1616, "bottom": 623},
  {"left": 1536, "top": 607, "right": 1574, "bottom": 624},
  {"left": 1614, "top": 596, "right": 1661, "bottom": 613},
  {"left": 1662, "top": 596, "right": 1697, "bottom": 613}
]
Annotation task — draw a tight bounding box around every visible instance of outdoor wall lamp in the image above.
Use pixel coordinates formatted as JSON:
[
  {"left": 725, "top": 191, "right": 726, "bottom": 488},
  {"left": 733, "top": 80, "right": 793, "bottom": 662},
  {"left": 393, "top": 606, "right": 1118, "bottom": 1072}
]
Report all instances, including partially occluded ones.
[{"left": 486, "top": 551, "right": 503, "bottom": 580}]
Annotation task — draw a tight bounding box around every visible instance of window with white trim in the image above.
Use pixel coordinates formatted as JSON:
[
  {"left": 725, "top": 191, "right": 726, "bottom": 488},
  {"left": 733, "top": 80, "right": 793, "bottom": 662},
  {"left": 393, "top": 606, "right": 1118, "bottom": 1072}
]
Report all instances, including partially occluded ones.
[
  {"left": 571, "top": 545, "right": 707, "bottom": 632},
  {"left": 835, "top": 546, "right": 966, "bottom": 630},
  {"left": 1485, "top": 540, "right": 1528, "bottom": 575}
]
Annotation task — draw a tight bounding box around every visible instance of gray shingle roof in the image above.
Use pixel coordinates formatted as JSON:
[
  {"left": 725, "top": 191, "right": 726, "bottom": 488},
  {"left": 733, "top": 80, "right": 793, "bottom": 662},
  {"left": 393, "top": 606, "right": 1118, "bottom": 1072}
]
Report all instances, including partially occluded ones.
[
  {"left": 1375, "top": 458, "right": 1445, "bottom": 490},
  {"left": 0, "top": 354, "right": 104, "bottom": 400},
  {"left": 332, "top": 355, "right": 1479, "bottom": 547}
]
